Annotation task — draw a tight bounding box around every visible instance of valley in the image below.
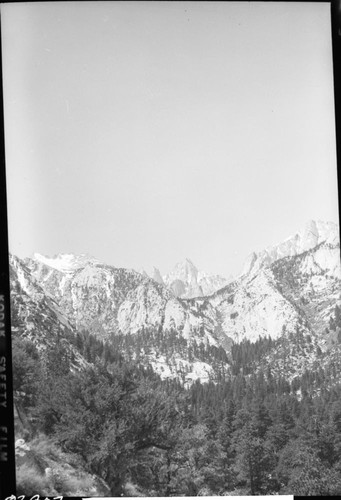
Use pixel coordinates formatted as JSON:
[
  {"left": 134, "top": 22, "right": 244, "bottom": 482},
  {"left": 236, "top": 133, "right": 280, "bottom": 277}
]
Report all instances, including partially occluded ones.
[{"left": 9, "top": 219, "right": 341, "bottom": 496}]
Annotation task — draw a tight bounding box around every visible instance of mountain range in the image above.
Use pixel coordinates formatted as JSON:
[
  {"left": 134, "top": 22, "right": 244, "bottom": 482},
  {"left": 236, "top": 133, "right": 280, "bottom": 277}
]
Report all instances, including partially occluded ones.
[
  {"left": 9, "top": 219, "right": 341, "bottom": 387},
  {"left": 10, "top": 219, "right": 341, "bottom": 497}
]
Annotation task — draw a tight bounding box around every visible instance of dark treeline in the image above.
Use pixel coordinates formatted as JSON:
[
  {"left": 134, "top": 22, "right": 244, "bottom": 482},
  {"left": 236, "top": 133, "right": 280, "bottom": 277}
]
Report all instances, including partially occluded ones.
[
  {"left": 12, "top": 326, "right": 341, "bottom": 496},
  {"left": 72, "top": 327, "right": 230, "bottom": 380}
]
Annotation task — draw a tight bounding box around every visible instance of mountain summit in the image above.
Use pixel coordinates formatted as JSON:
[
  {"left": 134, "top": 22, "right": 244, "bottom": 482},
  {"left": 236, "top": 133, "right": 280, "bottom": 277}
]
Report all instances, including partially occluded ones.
[
  {"left": 138, "top": 258, "right": 229, "bottom": 299},
  {"left": 163, "top": 258, "right": 228, "bottom": 298},
  {"left": 10, "top": 220, "right": 341, "bottom": 498},
  {"left": 242, "top": 220, "right": 339, "bottom": 275},
  {"left": 9, "top": 219, "right": 341, "bottom": 385},
  {"left": 32, "top": 252, "right": 100, "bottom": 274}
]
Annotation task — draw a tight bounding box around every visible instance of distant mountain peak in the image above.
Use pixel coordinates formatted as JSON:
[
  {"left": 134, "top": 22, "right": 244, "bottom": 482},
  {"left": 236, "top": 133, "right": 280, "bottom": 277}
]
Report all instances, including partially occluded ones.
[
  {"left": 152, "top": 267, "right": 164, "bottom": 285},
  {"left": 242, "top": 220, "right": 339, "bottom": 276},
  {"left": 10, "top": 218, "right": 340, "bottom": 388},
  {"left": 162, "top": 258, "right": 228, "bottom": 298},
  {"left": 164, "top": 258, "right": 199, "bottom": 286},
  {"left": 32, "top": 252, "right": 100, "bottom": 273}
]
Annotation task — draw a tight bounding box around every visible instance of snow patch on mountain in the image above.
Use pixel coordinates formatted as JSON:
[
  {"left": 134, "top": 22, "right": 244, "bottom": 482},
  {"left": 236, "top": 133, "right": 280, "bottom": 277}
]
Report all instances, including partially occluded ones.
[
  {"left": 11, "top": 219, "right": 340, "bottom": 384},
  {"left": 147, "top": 354, "right": 214, "bottom": 387},
  {"left": 33, "top": 253, "right": 100, "bottom": 274}
]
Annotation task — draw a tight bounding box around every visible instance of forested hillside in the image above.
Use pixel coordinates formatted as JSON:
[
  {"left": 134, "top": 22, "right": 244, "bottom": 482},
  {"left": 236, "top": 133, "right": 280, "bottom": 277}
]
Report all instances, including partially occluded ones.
[
  {"left": 13, "top": 326, "right": 341, "bottom": 496},
  {"left": 10, "top": 220, "right": 341, "bottom": 495}
]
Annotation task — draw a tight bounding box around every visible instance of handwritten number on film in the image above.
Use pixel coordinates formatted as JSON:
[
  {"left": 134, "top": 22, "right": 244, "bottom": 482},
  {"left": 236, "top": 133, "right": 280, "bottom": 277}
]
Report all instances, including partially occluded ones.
[{"left": 5, "top": 496, "right": 63, "bottom": 500}]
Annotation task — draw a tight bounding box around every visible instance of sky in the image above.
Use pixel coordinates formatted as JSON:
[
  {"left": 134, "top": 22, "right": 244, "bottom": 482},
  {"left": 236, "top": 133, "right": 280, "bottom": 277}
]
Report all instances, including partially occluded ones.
[{"left": 1, "top": 1, "right": 339, "bottom": 277}]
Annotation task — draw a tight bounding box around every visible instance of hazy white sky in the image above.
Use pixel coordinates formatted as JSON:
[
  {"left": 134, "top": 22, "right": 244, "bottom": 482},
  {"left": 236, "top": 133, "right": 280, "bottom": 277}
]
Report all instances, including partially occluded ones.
[{"left": 2, "top": 1, "right": 339, "bottom": 277}]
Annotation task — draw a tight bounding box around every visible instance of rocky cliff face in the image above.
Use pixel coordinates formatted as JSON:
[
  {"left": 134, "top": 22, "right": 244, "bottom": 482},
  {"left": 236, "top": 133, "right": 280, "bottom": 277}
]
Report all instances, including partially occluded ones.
[
  {"left": 18, "top": 253, "right": 222, "bottom": 384},
  {"left": 24, "top": 255, "right": 218, "bottom": 346},
  {"left": 242, "top": 220, "right": 339, "bottom": 275},
  {"left": 10, "top": 220, "right": 340, "bottom": 384},
  {"left": 9, "top": 254, "right": 88, "bottom": 370},
  {"left": 162, "top": 258, "right": 229, "bottom": 298}
]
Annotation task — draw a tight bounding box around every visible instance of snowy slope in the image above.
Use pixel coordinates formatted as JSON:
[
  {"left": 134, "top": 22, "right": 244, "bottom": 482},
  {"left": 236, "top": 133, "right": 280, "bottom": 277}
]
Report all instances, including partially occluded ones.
[{"left": 32, "top": 253, "right": 100, "bottom": 274}]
